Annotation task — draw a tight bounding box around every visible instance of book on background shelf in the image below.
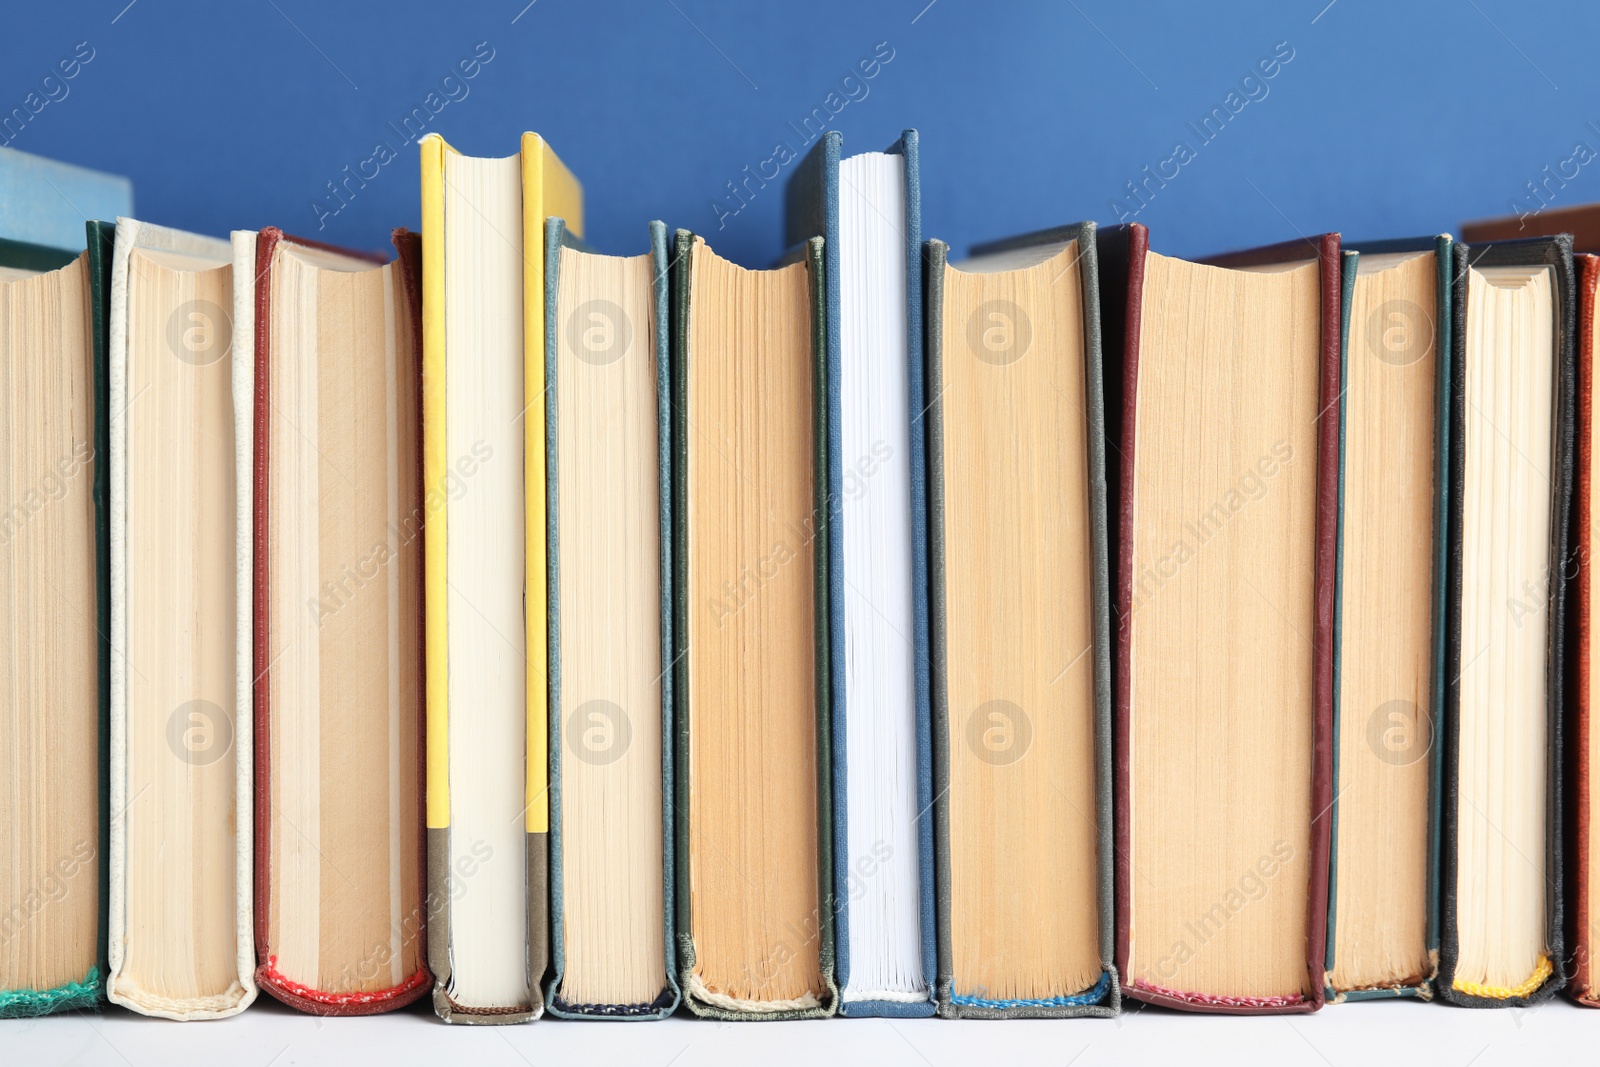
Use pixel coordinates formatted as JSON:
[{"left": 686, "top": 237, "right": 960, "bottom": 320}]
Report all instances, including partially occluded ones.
[
  {"left": 783, "top": 129, "right": 935, "bottom": 1018},
  {"left": 249, "top": 228, "right": 430, "bottom": 1015},
  {"left": 541, "top": 218, "right": 678, "bottom": 1020},
  {"left": 105, "top": 218, "right": 255, "bottom": 1020},
  {"left": 1435, "top": 234, "right": 1572, "bottom": 1008},
  {"left": 1463, "top": 204, "right": 1600, "bottom": 253},
  {"left": 1100, "top": 224, "right": 1339, "bottom": 1014},
  {"left": 1324, "top": 236, "right": 1451, "bottom": 1002},
  {"left": 670, "top": 229, "right": 836, "bottom": 1020},
  {"left": 0, "top": 147, "right": 131, "bottom": 254},
  {"left": 924, "top": 223, "right": 1118, "bottom": 1018},
  {"left": 0, "top": 224, "right": 110, "bottom": 1017},
  {"left": 419, "top": 132, "right": 583, "bottom": 1024}
]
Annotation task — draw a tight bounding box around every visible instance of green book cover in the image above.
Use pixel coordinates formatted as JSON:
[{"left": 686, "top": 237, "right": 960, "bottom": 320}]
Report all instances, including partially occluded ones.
[{"left": 0, "top": 226, "right": 109, "bottom": 1018}]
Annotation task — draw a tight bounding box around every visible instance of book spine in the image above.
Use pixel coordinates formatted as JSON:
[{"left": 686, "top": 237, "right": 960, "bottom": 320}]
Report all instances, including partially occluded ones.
[{"left": 416, "top": 134, "right": 455, "bottom": 1022}]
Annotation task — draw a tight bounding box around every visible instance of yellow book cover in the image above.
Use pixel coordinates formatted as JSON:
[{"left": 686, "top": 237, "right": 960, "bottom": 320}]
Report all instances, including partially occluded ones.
[
  {"left": 521, "top": 131, "right": 583, "bottom": 838},
  {"left": 419, "top": 132, "right": 583, "bottom": 1022}
]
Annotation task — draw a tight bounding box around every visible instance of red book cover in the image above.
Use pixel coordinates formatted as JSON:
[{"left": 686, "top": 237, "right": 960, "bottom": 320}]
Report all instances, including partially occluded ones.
[
  {"left": 1571, "top": 253, "right": 1597, "bottom": 1006},
  {"left": 1105, "top": 224, "right": 1338, "bottom": 1014},
  {"left": 248, "top": 227, "right": 428, "bottom": 1017}
]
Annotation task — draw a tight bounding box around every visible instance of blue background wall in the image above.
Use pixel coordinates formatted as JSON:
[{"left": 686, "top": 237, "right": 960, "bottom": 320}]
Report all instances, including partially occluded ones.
[{"left": 2, "top": 0, "right": 1594, "bottom": 265}]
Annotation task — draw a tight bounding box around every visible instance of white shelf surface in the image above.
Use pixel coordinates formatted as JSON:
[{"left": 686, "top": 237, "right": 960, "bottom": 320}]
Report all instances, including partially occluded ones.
[{"left": 2, "top": 994, "right": 1594, "bottom": 1066}]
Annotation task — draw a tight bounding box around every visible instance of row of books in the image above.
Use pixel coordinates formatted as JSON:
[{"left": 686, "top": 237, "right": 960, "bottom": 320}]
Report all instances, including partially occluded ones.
[{"left": 0, "top": 130, "right": 1590, "bottom": 1024}]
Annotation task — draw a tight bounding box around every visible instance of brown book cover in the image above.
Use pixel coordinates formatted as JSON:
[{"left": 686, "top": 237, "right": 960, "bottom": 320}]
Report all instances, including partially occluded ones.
[
  {"left": 251, "top": 228, "right": 430, "bottom": 1015},
  {"left": 1100, "top": 224, "right": 1338, "bottom": 1014},
  {"left": 1463, "top": 203, "right": 1600, "bottom": 253},
  {"left": 1571, "top": 253, "right": 1598, "bottom": 1006}
]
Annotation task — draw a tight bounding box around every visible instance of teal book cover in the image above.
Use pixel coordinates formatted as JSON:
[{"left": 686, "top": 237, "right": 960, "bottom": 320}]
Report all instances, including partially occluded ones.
[{"left": 0, "top": 225, "right": 109, "bottom": 1018}]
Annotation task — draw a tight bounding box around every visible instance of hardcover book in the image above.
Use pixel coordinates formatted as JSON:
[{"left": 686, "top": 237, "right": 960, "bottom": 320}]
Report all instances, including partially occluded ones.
[
  {"left": 1461, "top": 205, "right": 1600, "bottom": 1007},
  {"left": 783, "top": 129, "right": 935, "bottom": 1017},
  {"left": 1100, "top": 224, "right": 1339, "bottom": 1013},
  {"left": 105, "top": 219, "right": 256, "bottom": 1019},
  {"left": 1324, "top": 237, "right": 1452, "bottom": 1001},
  {"left": 1436, "top": 235, "right": 1573, "bottom": 1007},
  {"left": 924, "top": 223, "right": 1119, "bottom": 1018},
  {"left": 419, "top": 132, "right": 583, "bottom": 1023},
  {"left": 671, "top": 229, "right": 837, "bottom": 1019},
  {"left": 0, "top": 226, "right": 109, "bottom": 1017},
  {"left": 542, "top": 218, "right": 679, "bottom": 1019},
  {"left": 249, "top": 228, "right": 429, "bottom": 1014}
]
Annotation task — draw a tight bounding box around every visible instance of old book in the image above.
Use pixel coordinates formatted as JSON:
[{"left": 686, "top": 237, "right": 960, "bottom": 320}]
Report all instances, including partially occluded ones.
[
  {"left": 249, "top": 228, "right": 429, "bottom": 1014},
  {"left": 1100, "top": 224, "right": 1339, "bottom": 1014},
  {"left": 105, "top": 219, "right": 255, "bottom": 1019},
  {"left": 541, "top": 219, "right": 677, "bottom": 1019},
  {"left": 671, "top": 230, "right": 836, "bottom": 1019},
  {"left": 1437, "top": 235, "right": 1573, "bottom": 1007},
  {"left": 419, "top": 132, "right": 583, "bottom": 1023},
  {"left": 925, "top": 223, "right": 1118, "bottom": 1018},
  {"left": 784, "top": 129, "right": 935, "bottom": 1017},
  {"left": 1324, "top": 237, "right": 1451, "bottom": 1001},
  {"left": 0, "top": 228, "right": 107, "bottom": 1017}
]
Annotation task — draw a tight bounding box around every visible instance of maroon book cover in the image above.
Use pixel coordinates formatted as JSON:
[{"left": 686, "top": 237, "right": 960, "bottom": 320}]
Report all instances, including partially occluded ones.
[
  {"left": 1570, "top": 254, "right": 1597, "bottom": 1006},
  {"left": 251, "top": 227, "right": 431, "bottom": 1015},
  {"left": 1106, "top": 224, "right": 1338, "bottom": 1014}
]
